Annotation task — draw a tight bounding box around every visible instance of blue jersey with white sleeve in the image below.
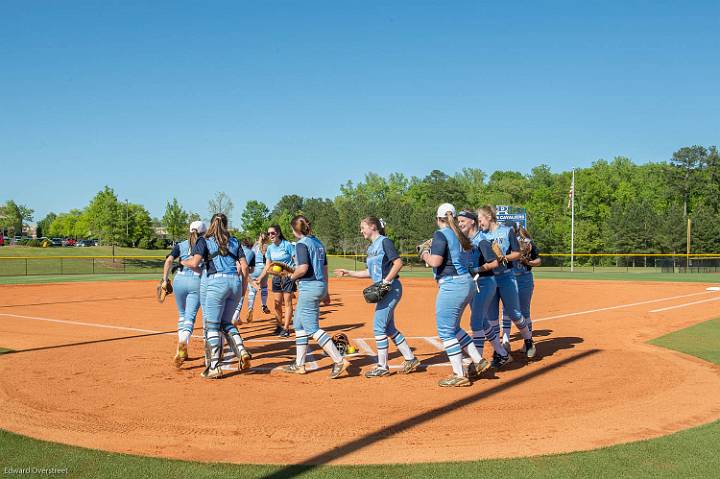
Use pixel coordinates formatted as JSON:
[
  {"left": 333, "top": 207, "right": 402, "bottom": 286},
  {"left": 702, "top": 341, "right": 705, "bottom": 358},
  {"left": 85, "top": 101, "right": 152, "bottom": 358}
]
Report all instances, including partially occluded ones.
[
  {"left": 295, "top": 235, "right": 328, "bottom": 282},
  {"left": 430, "top": 227, "right": 470, "bottom": 279}
]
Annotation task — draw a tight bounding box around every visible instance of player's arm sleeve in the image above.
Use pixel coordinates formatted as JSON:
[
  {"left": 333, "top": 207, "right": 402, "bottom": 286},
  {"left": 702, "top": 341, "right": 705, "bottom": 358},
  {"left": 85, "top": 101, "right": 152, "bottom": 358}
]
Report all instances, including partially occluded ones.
[
  {"left": 246, "top": 250, "right": 256, "bottom": 268},
  {"left": 167, "top": 244, "right": 180, "bottom": 259},
  {"left": 295, "top": 243, "right": 310, "bottom": 266},
  {"left": 235, "top": 241, "right": 246, "bottom": 260},
  {"left": 480, "top": 240, "right": 497, "bottom": 261},
  {"left": 430, "top": 231, "right": 447, "bottom": 256},
  {"left": 508, "top": 230, "right": 520, "bottom": 252},
  {"left": 382, "top": 238, "right": 400, "bottom": 262},
  {"left": 192, "top": 237, "right": 207, "bottom": 257}
]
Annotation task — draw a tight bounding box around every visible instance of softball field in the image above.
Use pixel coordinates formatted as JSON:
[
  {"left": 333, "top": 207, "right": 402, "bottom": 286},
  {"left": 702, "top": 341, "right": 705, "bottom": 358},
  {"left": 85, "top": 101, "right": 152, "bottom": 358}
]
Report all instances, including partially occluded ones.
[{"left": 1, "top": 277, "right": 719, "bottom": 466}]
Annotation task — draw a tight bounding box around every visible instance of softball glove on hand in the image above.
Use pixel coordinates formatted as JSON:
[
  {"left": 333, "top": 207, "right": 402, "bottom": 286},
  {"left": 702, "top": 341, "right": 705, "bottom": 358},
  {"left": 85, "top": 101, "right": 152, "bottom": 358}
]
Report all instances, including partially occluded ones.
[
  {"left": 156, "top": 278, "right": 173, "bottom": 303},
  {"left": 268, "top": 261, "right": 295, "bottom": 277},
  {"left": 491, "top": 241, "right": 508, "bottom": 266},
  {"left": 416, "top": 239, "right": 433, "bottom": 262},
  {"left": 363, "top": 281, "right": 391, "bottom": 304}
]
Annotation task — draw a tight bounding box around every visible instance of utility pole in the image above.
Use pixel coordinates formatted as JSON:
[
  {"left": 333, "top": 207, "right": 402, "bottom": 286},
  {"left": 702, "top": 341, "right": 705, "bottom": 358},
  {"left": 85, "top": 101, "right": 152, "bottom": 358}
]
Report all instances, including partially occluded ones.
[{"left": 687, "top": 217, "right": 691, "bottom": 270}]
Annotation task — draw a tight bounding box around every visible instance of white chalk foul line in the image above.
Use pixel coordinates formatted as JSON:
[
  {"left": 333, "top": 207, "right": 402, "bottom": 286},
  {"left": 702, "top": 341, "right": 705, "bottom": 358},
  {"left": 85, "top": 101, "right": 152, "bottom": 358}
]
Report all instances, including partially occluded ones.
[
  {"left": 532, "top": 290, "right": 719, "bottom": 324},
  {"left": 649, "top": 296, "right": 720, "bottom": 313}
]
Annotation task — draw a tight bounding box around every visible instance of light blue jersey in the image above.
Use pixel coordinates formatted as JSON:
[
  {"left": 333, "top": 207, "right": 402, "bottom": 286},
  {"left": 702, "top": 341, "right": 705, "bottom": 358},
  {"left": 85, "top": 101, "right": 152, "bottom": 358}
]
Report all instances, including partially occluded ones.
[
  {"left": 295, "top": 235, "right": 327, "bottom": 282},
  {"left": 430, "top": 227, "right": 470, "bottom": 279},
  {"left": 480, "top": 224, "right": 519, "bottom": 275},
  {"left": 242, "top": 245, "right": 255, "bottom": 270},
  {"left": 206, "top": 236, "right": 243, "bottom": 275},
  {"left": 265, "top": 239, "right": 295, "bottom": 267},
  {"left": 366, "top": 235, "right": 401, "bottom": 283}
]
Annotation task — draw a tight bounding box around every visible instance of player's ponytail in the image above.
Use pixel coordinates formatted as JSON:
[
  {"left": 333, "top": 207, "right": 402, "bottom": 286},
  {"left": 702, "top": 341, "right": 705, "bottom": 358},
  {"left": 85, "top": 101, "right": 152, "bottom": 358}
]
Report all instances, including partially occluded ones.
[
  {"left": 445, "top": 211, "right": 472, "bottom": 251},
  {"left": 189, "top": 229, "right": 199, "bottom": 250},
  {"left": 256, "top": 232, "right": 269, "bottom": 254},
  {"left": 362, "top": 216, "right": 386, "bottom": 236},
  {"left": 206, "top": 213, "right": 230, "bottom": 255},
  {"left": 291, "top": 215, "right": 312, "bottom": 236}
]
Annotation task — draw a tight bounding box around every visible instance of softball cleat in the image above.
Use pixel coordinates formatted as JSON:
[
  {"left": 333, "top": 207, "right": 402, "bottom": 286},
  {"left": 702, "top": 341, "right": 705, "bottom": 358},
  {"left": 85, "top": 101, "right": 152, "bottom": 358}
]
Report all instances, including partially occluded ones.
[
  {"left": 400, "top": 358, "right": 421, "bottom": 374},
  {"left": 201, "top": 366, "right": 224, "bottom": 379},
  {"left": 329, "top": 359, "right": 350, "bottom": 379},
  {"left": 174, "top": 342, "right": 188, "bottom": 368},
  {"left": 280, "top": 363, "right": 306, "bottom": 375},
  {"left": 238, "top": 350, "right": 252, "bottom": 371},
  {"left": 364, "top": 366, "right": 391, "bottom": 378},
  {"left": 524, "top": 339, "right": 537, "bottom": 359},
  {"left": 438, "top": 374, "right": 471, "bottom": 387},
  {"left": 469, "top": 358, "right": 491, "bottom": 379},
  {"left": 491, "top": 351, "right": 513, "bottom": 369}
]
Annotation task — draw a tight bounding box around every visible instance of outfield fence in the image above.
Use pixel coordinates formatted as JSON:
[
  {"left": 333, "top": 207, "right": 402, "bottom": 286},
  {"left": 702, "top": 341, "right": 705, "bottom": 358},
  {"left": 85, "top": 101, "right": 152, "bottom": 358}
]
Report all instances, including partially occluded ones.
[{"left": 1, "top": 253, "right": 719, "bottom": 277}]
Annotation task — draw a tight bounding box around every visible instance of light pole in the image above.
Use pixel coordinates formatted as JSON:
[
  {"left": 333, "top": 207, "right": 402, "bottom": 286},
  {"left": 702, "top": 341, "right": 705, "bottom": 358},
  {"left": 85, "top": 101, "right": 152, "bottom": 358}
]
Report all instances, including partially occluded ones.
[{"left": 125, "top": 199, "right": 129, "bottom": 242}]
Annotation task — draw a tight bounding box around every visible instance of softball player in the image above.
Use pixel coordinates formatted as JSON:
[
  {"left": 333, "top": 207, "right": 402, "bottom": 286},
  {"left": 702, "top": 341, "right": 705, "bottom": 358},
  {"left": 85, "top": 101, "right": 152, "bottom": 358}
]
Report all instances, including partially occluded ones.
[
  {"left": 281, "top": 215, "right": 349, "bottom": 378},
  {"left": 231, "top": 239, "right": 256, "bottom": 327},
  {"left": 503, "top": 226, "right": 541, "bottom": 335},
  {"left": 253, "top": 225, "right": 296, "bottom": 338},
  {"left": 162, "top": 220, "right": 207, "bottom": 368},
  {"left": 182, "top": 213, "right": 251, "bottom": 379},
  {"left": 457, "top": 210, "right": 504, "bottom": 376},
  {"left": 244, "top": 233, "right": 271, "bottom": 323},
  {"left": 477, "top": 206, "right": 535, "bottom": 365},
  {"left": 419, "top": 203, "right": 486, "bottom": 387},
  {"left": 335, "top": 216, "right": 420, "bottom": 378}
]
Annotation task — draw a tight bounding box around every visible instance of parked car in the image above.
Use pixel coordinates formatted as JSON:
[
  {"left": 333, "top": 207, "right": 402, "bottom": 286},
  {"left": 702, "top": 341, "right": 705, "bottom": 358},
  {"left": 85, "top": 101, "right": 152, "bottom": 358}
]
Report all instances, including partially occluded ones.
[
  {"left": 75, "top": 239, "right": 95, "bottom": 247},
  {"left": 63, "top": 238, "right": 76, "bottom": 247},
  {"left": 50, "top": 238, "right": 63, "bottom": 247}
]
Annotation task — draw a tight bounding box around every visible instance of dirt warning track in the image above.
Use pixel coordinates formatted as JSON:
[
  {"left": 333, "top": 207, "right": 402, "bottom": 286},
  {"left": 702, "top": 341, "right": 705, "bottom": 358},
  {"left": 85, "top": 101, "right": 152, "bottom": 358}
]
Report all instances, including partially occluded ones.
[{"left": 0, "top": 278, "right": 719, "bottom": 465}]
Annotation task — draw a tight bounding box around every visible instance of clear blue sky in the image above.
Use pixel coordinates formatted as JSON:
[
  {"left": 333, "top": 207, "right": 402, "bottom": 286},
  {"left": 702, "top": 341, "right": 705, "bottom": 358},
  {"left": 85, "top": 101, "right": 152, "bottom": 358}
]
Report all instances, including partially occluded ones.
[{"left": 2, "top": 1, "right": 718, "bottom": 225}]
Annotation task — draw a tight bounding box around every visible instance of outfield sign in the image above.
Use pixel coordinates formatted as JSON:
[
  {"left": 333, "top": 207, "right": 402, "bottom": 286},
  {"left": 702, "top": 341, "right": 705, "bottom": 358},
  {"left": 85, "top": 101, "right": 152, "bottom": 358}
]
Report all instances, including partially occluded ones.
[{"left": 496, "top": 205, "right": 527, "bottom": 229}]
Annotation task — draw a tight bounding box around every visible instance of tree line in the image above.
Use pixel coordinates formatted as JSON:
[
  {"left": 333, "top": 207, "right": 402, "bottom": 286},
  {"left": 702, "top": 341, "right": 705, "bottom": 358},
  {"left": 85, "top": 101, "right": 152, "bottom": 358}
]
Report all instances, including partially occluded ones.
[
  {"left": 3, "top": 145, "right": 718, "bottom": 254},
  {"left": 234, "top": 145, "right": 720, "bottom": 255}
]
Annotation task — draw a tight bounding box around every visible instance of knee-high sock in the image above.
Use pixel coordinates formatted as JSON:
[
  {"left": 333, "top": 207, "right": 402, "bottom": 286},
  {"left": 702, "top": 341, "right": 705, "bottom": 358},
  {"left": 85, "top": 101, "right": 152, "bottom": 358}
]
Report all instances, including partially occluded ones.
[
  {"left": 484, "top": 320, "right": 507, "bottom": 356},
  {"left": 510, "top": 316, "right": 532, "bottom": 340},
  {"left": 390, "top": 331, "right": 414, "bottom": 360},
  {"left": 375, "top": 335, "right": 389, "bottom": 369},
  {"left": 313, "top": 329, "right": 342, "bottom": 363},
  {"left": 295, "top": 330, "right": 309, "bottom": 366},
  {"left": 261, "top": 286, "right": 268, "bottom": 306},
  {"left": 502, "top": 313, "right": 511, "bottom": 340},
  {"left": 179, "top": 329, "right": 191, "bottom": 344},
  {"left": 442, "top": 338, "right": 465, "bottom": 376},
  {"left": 456, "top": 330, "right": 482, "bottom": 364},
  {"left": 472, "top": 330, "right": 485, "bottom": 355}
]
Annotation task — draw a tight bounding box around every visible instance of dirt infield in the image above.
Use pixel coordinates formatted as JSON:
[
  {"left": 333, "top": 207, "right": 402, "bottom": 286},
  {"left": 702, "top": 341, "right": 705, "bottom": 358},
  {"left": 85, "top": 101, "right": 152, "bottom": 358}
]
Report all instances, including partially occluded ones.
[{"left": 1, "top": 277, "right": 719, "bottom": 465}]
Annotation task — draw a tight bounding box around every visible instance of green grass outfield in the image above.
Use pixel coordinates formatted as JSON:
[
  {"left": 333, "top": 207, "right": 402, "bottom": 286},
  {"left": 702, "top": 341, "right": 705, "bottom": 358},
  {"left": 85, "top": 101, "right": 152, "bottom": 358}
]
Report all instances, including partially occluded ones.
[{"left": 0, "top": 312, "right": 718, "bottom": 477}]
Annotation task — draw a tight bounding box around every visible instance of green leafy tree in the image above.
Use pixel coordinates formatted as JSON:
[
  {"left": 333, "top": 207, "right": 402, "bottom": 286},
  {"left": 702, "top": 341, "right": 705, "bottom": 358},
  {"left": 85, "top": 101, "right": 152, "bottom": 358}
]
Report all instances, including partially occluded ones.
[
  {"left": 85, "top": 187, "right": 122, "bottom": 245},
  {"left": 162, "top": 198, "right": 188, "bottom": 243},
  {"left": 36, "top": 212, "right": 57, "bottom": 238},
  {"left": 0, "top": 200, "right": 34, "bottom": 236},
  {"left": 240, "top": 200, "right": 270, "bottom": 239}
]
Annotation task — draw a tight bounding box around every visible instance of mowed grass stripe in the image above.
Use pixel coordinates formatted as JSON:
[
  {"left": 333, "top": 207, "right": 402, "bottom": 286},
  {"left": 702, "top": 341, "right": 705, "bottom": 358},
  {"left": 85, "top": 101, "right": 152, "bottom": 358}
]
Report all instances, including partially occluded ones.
[{"left": 1, "top": 319, "right": 720, "bottom": 478}]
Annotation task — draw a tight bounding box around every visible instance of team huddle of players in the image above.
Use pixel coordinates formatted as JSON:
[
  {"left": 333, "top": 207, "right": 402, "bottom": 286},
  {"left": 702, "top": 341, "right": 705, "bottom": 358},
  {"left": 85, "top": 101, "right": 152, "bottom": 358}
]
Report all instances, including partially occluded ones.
[{"left": 162, "top": 203, "right": 540, "bottom": 387}]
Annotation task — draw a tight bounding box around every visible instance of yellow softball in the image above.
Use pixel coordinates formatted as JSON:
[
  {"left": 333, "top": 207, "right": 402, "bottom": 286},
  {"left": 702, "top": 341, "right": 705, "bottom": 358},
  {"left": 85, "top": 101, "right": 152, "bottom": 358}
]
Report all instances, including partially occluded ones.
[{"left": 272, "top": 265, "right": 283, "bottom": 273}]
